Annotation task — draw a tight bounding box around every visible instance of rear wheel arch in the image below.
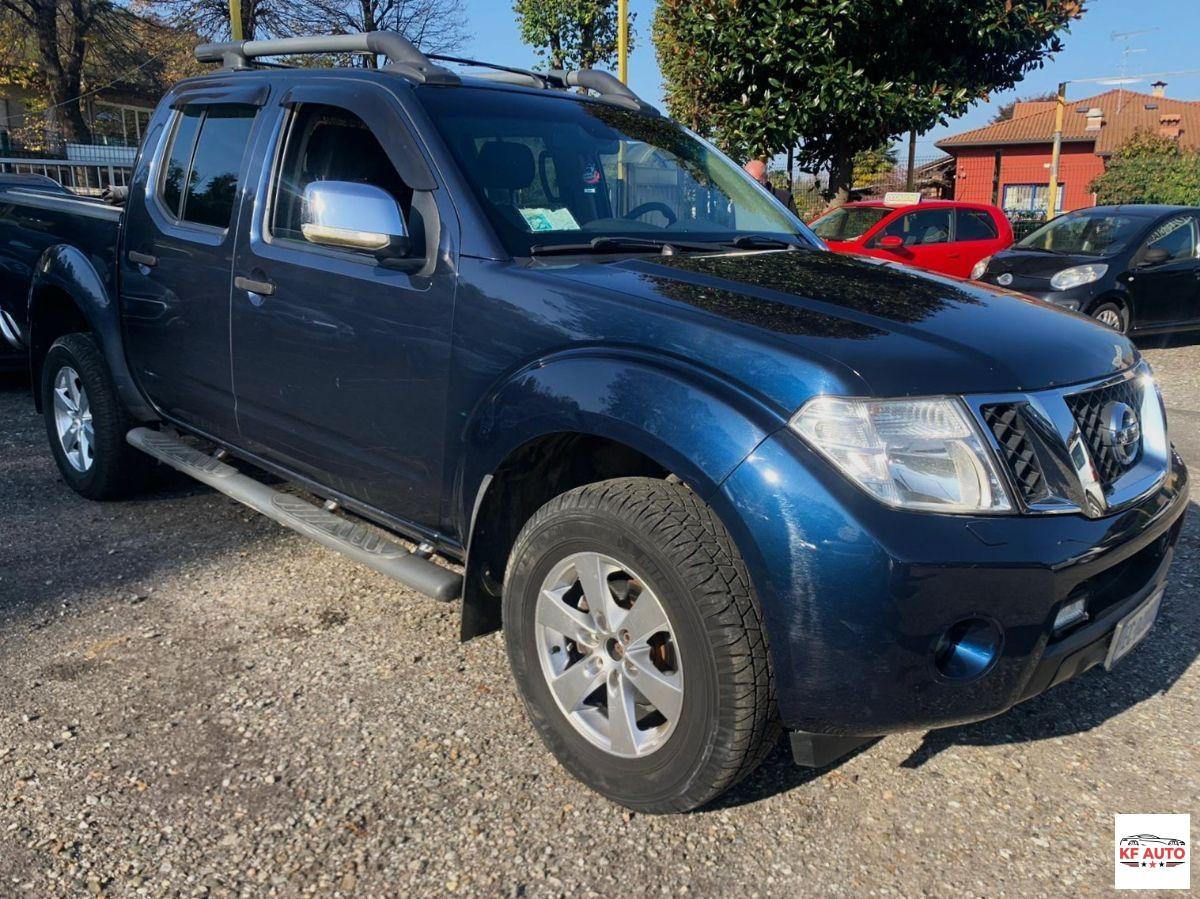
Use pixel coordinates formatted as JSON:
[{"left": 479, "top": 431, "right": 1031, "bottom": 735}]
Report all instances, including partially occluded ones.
[
  {"left": 25, "top": 248, "right": 157, "bottom": 421},
  {"left": 28, "top": 285, "right": 91, "bottom": 409}
]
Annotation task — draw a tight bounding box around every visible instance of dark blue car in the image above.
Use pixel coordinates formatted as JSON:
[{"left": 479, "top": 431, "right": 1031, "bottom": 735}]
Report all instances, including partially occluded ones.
[{"left": 0, "top": 33, "right": 1189, "bottom": 812}]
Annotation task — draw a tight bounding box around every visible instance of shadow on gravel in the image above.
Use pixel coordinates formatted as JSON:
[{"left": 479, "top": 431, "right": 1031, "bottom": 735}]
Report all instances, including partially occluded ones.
[
  {"left": 901, "top": 500, "right": 1200, "bottom": 768},
  {"left": 707, "top": 735, "right": 884, "bottom": 812},
  {"left": 1134, "top": 331, "right": 1200, "bottom": 351},
  {"left": 0, "top": 378, "right": 284, "bottom": 622}
]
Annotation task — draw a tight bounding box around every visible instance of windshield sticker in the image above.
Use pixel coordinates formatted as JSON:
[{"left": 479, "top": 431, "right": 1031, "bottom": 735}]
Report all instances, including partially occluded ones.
[{"left": 520, "top": 207, "right": 582, "bottom": 232}]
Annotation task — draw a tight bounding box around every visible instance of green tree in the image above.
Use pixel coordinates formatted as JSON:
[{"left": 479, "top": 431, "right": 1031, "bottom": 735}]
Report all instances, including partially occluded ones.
[
  {"left": 852, "top": 144, "right": 898, "bottom": 189},
  {"left": 1090, "top": 131, "right": 1200, "bottom": 206},
  {"left": 654, "top": 0, "right": 1082, "bottom": 206},
  {"left": 513, "top": 0, "right": 632, "bottom": 71}
]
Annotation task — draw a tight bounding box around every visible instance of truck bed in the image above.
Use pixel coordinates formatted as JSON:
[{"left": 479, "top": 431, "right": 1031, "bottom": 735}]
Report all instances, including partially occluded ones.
[{"left": 0, "top": 186, "right": 123, "bottom": 350}]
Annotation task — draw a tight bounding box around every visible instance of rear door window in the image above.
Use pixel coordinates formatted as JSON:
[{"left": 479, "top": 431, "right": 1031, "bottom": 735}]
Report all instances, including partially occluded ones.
[
  {"left": 160, "top": 108, "right": 202, "bottom": 217},
  {"left": 955, "top": 208, "right": 999, "bottom": 242},
  {"left": 158, "top": 103, "right": 256, "bottom": 228}
]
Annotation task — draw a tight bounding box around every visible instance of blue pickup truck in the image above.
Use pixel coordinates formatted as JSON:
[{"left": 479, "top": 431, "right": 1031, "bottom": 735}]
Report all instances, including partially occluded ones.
[{"left": 0, "top": 33, "right": 1189, "bottom": 813}]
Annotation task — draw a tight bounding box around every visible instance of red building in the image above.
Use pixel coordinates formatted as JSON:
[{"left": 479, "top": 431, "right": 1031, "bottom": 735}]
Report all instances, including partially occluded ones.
[{"left": 936, "top": 83, "right": 1200, "bottom": 214}]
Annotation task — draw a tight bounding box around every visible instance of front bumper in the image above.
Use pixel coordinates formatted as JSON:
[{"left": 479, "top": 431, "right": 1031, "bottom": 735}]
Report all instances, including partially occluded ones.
[{"left": 712, "top": 429, "right": 1190, "bottom": 738}]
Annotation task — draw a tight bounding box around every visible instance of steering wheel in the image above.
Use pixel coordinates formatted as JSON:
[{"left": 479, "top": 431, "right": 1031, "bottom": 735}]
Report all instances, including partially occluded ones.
[{"left": 624, "top": 201, "right": 677, "bottom": 226}]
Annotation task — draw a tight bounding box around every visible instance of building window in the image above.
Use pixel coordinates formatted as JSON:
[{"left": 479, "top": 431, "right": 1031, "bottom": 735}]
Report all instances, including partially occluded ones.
[
  {"left": 1002, "top": 183, "right": 1064, "bottom": 214},
  {"left": 89, "top": 102, "right": 155, "bottom": 147}
]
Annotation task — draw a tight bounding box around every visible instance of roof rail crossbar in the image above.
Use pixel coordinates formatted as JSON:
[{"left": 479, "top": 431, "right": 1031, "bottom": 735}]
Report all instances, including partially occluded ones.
[
  {"left": 547, "top": 69, "right": 658, "bottom": 114},
  {"left": 425, "top": 54, "right": 565, "bottom": 90},
  {"left": 195, "top": 31, "right": 460, "bottom": 85}
]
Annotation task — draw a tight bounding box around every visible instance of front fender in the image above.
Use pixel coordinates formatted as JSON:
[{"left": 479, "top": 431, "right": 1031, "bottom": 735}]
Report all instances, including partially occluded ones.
[
  {"left": 458, "top": 348, "right": 781, "bottom": 529},
  {"left": 28, "top": 244, "right": 156, "bottom": 420}
]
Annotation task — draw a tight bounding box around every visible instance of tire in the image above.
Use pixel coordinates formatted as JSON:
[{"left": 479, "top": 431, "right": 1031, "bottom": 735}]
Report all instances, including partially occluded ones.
[
  {"left": 1091, "top": 301, "right": 1129, "bottom": 333},
  {"left": 503, "top": 477, "right": 779, "bottom": 813},
  {"left": 41, "top": 333, "right": 153, "bottom": 500}
]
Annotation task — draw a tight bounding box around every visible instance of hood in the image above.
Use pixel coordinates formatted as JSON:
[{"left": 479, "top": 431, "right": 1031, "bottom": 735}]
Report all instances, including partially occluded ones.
[
  {"left": 982, "top": 248, "right": 1099, "bottom": 291},
  {"left": 544, "top": 249, "right": 1137, "bottom": 403}
]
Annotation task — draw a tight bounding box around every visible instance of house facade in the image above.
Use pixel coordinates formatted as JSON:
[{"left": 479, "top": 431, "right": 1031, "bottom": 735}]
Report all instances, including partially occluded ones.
[{"left": 936, "top": 83, "right": 1200, "bottom": 215}]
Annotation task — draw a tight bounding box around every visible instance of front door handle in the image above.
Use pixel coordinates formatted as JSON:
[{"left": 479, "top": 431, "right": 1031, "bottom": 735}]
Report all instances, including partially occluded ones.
[
  {"left": 234, "top": 275, "right": 276, "bottom": 296},
  {"left": 127, "top": 250, "right": 157, "bottom": 267}
]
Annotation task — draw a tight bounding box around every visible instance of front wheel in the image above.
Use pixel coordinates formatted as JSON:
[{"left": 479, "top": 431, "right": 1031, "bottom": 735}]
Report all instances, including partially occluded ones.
[
  {"left": 41, "top": 333, "right": 153, "bottom": 500},
  {"left": 503, "top": 478, "right": 778, "bottom": 813},
  {"left": 1091, "top": 301, "right": 1129, "bottom": 333}
]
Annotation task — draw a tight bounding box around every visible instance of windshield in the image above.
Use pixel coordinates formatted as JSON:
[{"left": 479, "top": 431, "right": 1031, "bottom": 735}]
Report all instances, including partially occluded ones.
[
  {"left": 417, "top": 85, "right": 817, "bottom": 256},
  {"left": 1018, "top": 210, "right": 1144, "bottom": 256},
  {"left": 810, "top": 206, "right": 891, "bottom": 241}
]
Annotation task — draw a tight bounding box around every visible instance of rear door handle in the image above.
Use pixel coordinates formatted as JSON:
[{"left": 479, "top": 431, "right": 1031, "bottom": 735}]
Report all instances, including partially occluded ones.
[
  {"left": 234, "top": 275, "right": 276, "bottom": 296},
  {"left": 127, "top": 250, "right": 157, "bottom": 267}
]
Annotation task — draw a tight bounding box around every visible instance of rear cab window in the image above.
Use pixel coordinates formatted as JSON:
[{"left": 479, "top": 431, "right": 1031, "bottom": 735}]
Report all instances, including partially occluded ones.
[{"left": 158, "top": 103, "right": 257, "bottom": 229}]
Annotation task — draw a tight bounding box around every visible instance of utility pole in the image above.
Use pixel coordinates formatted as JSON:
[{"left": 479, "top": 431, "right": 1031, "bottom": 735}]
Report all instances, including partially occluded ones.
[
  {"left": 617, "top": 0, "right": 629, "bottom": 84},
  {"left": 905, "top": 130, "right": 917, "bottom": 192},
  {"left": 230, "top": 0, "right": 243, "bottom": 41},
  {"left": 1046, "top": 81, "right": 1066, "bottom": 220}
]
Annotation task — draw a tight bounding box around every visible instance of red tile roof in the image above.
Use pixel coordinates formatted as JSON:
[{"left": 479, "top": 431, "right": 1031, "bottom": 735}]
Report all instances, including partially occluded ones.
[{"left": 936, "top": 89, "right": 1200, "bottom": 154}]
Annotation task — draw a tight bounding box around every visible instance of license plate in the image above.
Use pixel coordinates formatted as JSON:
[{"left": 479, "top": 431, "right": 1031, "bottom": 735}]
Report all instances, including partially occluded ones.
[{"left": 1105, "top": 589, "right": 1164, "bottom": 670}]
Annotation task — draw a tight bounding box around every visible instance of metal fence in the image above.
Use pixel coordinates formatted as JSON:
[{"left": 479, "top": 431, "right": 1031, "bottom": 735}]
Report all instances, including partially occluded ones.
[
  {"left": 0, "top": 157, "right": 133, "bottom": 197},
  {"left": 0, "top": 126, "right": 139, "bottom": 197}
]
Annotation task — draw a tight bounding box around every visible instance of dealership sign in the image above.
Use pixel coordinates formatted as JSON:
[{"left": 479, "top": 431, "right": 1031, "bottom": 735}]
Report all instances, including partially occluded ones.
[{"left": 1115, "top": 814, "right": 1190, "bottom": 890}]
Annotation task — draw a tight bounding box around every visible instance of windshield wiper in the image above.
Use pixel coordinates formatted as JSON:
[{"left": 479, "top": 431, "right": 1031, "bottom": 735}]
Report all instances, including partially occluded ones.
[
  {"left": 725, "top": 234, "right": 800, "bottom": 250},
  {"left": 528, "top": 236, "right": 726, "bottom": 256}
]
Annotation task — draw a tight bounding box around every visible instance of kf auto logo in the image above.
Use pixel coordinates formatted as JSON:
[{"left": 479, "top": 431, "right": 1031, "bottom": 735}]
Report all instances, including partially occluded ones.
[{"left": 1115, "top": 814, "right": 1190, "bottom": 890}]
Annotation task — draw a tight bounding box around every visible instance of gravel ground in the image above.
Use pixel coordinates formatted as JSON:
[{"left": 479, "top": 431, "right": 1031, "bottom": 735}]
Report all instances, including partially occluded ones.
[{"left": 1, "top": 335, "right": 1198, "bottom": 898}]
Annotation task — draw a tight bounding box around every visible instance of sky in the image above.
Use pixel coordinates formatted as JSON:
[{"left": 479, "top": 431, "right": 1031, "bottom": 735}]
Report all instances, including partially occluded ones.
[{"left": 459, "top": 0, "right": 1200, "bottom": 160}]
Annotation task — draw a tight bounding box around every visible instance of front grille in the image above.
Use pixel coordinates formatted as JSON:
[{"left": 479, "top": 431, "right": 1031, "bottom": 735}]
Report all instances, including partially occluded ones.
[
  {"left": 982, "top": 403, "right": 1049, "bottom": 503},
  {"left": 1065, "top": 379, "right": 1144, "bottom": 488}
]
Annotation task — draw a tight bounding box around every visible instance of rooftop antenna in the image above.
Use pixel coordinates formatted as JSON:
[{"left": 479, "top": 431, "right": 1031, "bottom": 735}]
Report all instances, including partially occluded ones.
[{"left": 1110, "top": 28, "right": 1157, "bottom": 112}]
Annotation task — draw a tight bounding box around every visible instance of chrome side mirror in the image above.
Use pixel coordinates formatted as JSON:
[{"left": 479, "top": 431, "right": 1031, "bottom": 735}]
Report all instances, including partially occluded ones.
[{"left": 300, "top": 180, "right": 410, "bottom": 257}]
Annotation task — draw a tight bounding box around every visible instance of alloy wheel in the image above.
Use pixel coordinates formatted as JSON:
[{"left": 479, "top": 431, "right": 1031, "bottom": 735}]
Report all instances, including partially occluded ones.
[
  {"left": 1096, "top": 308, "right": 1123, "bottom": 330},
  {"left": 534, "top": 552, "right": 683, "bottom": 758},
  {"left": 52, "top": 365, "right": 94, "bottom": 472}
]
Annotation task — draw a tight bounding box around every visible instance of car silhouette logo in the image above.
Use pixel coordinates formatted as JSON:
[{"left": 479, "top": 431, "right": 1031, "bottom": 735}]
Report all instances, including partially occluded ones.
[
  {"left": 1121, "top": 834, "right": 1186, "bottom": 847},
  {"left": 996, "top": 272, "right": 1013, "bottom": 286}
]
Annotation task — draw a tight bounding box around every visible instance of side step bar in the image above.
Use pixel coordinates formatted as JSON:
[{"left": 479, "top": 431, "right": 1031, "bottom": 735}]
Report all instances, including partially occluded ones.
[{"left": 127, "top": 428, "right": 463, "bottom": 602}]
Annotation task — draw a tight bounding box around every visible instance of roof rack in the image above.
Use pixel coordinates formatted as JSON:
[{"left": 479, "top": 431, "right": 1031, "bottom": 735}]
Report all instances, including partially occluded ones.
[
  {"left": 194, "top": 31, "right": 460, "bottom": 84},
  {"left": 194, "top": 32, "right": 658, "bottom": 113}
]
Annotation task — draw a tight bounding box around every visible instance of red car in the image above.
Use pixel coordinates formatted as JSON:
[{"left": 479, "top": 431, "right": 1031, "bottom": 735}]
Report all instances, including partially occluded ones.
[{"left": 810, "top": 198, "right": 1013, "bottom": 279}]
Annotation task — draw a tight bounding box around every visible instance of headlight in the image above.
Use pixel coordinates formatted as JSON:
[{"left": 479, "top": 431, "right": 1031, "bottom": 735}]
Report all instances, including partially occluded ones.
[
  {"left": 790, "top": 396, "right": 1012, "bottom": 513},
  {"left": 1050, "top": 263, "right": 1107, "bottom": 291},
  {"left": 970, "top": 256, "right": 991, "bottom": 280}
]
